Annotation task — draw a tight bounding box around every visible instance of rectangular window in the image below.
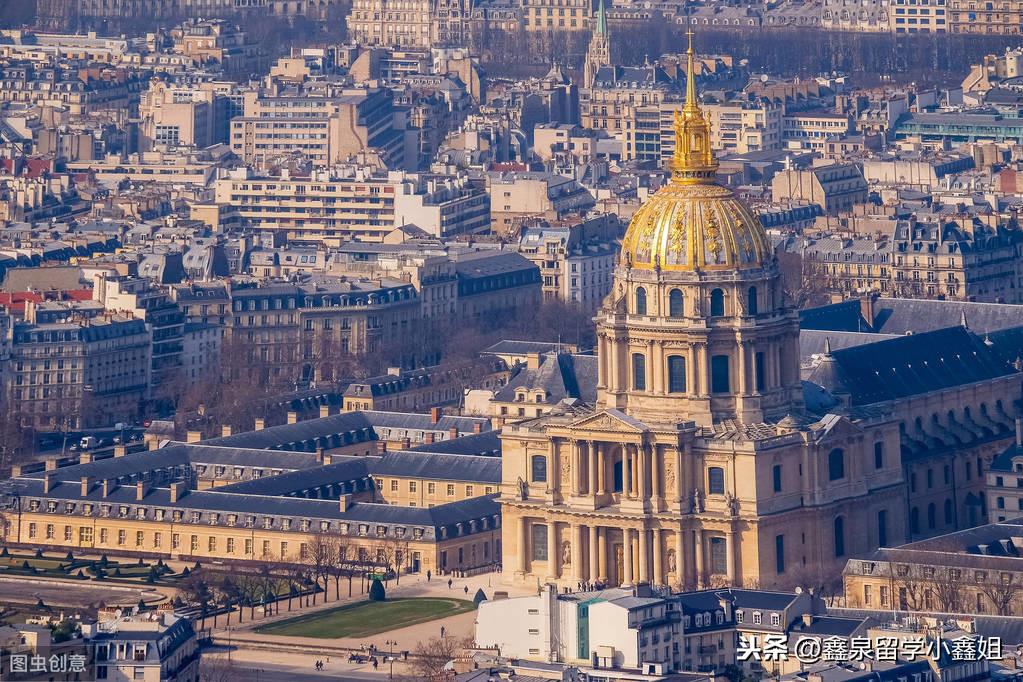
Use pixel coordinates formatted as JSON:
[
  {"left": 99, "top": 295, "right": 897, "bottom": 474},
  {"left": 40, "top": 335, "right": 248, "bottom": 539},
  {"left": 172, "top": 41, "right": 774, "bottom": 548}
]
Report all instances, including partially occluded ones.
[
  {"left": 775, "top": 535, "right": 785, "bottom": 574},
  {"left": 772, "top": 465, "right": 782, "bottom": 493},
  {"left": 531, "top": 524, "right": 548, "bottom": 561},
  {"left": 755, "top": 351, "right": 766, "bottom": 392},
  {"left": 447, "top": 484, "right": 455, "bottom": 496},
  {"left": 135, "top": 531, "right": 144, "bottom": 547},
  {"left": 154, "top": 532, "right": 162, "bottom": 548},
  {"left": 227, "top": 538, "right": 235, "bottom": 554},
  {"left": 632, "top": 353, "right": 646, "bottom": 391},
  {"left": 711, "top": 355, "right": 730, "bottom": 393},
  {"left": 245, "top": 539, "right": 253, "bottom": 555},
  {"left": 118, "top": 530, "right": 126, "bottom": 546}
]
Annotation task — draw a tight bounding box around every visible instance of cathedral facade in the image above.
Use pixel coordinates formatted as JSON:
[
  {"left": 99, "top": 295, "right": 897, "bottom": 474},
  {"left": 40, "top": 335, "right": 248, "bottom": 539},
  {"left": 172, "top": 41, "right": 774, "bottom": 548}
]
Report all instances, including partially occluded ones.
[{"left": 498, "top": 37, "right": 914, "bottom": 591}]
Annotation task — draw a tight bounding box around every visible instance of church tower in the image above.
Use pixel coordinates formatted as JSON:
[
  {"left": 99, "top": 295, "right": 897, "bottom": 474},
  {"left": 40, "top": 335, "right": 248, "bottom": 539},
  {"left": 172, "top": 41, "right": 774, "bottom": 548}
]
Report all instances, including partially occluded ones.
[
  {"left": 498, "top": 32, "right": 904, "bottom": 598},
  {"left": 583, "top": 0, "right": 611, "bottom": 89},
  {"left": 595, "top": 31, "right": 803, "bottom": 426}
]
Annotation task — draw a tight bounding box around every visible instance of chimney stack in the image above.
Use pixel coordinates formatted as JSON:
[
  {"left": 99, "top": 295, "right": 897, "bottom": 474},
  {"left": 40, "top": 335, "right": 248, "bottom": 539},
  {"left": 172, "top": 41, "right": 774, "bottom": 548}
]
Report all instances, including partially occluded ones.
[
  {"left": 448, "top": 427, "right": 459, "bottom": 440},
  {"left": 81, "top": 476, "right": 91, "bottom": 496},
  {"left": 424, "top": 432, "right": 435, "bottom": 444},
  {"left": 316, "top": 447, "right": 325, "bottom": 464},
  {"left": 400, "top": 437, "right": 411, "bottom": 449},
  {"left": 102, "top": 479, "right": 115, "bottom": 497},
  {"left": 10, "top": 465, "right": 21, "bottom": 477},
  {"left": 338, "top": 494, "right": 353, "bottom": 512},
  {"left": 287, "top": 410, "right": 298, "bottom": 425},
  {"left": 377, "top": 441, "right": 388, "bottom": 454},
  {"left": 169, "top": 481, "right": 188, "bottom": 503},
  {"left": 135, "top": 480, "right": 148, "bottom": 501},
  {"left": 221, "top": 424, "right": 233, "bottom": 437},
  {"left": 113, "top": 445, "right": 127, "bottom": 457},
  {"left": 254, "top": 417, "right": 265, "bottom": 430},
  {"left": 320, "top": 404, "right": 332, "bottom": 418},
  {"left": 430, "top": 407, "right": 441, "bottom": 424},
  {"left": 43, "top": 471, "right": 56, "bottom": 494},
  {"left": 45, "top": 458, "right": 58, "bottom": 471},
  {"left": 473, "top": 422, "right": 483, "bottom": 434},
  {"left": 186, "top": 430, "right": 202, "bottom": 443}
]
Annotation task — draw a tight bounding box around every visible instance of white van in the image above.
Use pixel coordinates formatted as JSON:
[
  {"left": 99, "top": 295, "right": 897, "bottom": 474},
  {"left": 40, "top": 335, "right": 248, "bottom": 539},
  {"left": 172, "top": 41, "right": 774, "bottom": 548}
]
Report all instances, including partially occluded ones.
[{"left": 79, "top": 436, "right": 98, "bottom": 449}]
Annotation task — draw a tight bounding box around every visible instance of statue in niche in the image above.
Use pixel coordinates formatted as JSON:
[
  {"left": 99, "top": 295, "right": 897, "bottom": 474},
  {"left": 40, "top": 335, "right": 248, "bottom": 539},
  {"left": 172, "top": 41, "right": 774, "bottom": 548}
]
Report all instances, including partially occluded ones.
[
  {"left": 725, "top": 491, "right": 738, "bottom": 515},
  {"left": 517, "top": 476, "right": 528, "bottom": 500},
  {"left": 562, "top": 541, "right": 571, "bottom": 566},
  {"left": 667, "top": 549, "right": 677, "bottom": 574},
  {"left": 692, "top": 488, "right": 703, "bottom": 513}
]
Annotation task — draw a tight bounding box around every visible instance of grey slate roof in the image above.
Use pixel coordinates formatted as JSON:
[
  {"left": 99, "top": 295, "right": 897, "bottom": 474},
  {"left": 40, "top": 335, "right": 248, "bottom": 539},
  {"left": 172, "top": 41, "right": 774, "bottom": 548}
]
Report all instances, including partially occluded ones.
[
  {"left": 801, "top": 298, "right": 1023, "bottom": 336},
  {"left": 215, "top": 457, "right": 375, "bottom": 496},
  {"left": 798, "top": 330, "right": 899, "bottom": 360},
  {"left": 372, "top": 451, "right": 501, "bottom": 483},
  {"left": 409, "top": 430, "right": 502, "bottom": 456},
  {"left": 493, "top": 353, "right": 599, "bottom": 404}
]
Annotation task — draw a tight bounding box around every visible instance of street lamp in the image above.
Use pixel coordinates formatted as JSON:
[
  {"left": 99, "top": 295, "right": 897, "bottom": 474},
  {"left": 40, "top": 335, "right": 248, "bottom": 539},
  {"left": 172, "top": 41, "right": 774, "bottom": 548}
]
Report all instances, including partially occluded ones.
[{"left": 385, "top": 639, "right": 398, "bottom": 680}]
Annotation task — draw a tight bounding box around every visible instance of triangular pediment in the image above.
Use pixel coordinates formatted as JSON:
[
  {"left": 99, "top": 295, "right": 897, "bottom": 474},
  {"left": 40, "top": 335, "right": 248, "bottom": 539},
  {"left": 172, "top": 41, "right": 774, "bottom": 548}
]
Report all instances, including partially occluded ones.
[
  {"left": 568, "top": 408, "right": 648, "bottom": 433},
  {"left": 810, "top": 413, "right": 863, "bottom": 442}
]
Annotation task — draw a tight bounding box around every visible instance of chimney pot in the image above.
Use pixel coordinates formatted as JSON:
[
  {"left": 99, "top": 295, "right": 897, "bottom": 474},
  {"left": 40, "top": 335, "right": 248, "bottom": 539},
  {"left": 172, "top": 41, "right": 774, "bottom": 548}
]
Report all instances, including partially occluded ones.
[
  {"left": 185, "top": 430, "right": 202, "bottom": 443},
  {"left": 377, "top": 441, "right": 388, "bottom": 454},
  {"left": 254, "top": 417, "right": 265, "bottom": 431},
  {"left": 287, "top": 410, "right": 298, "bottom": 425},
  {"left": 430, "top": 407, "right": 441, "bottom": 424},
  {"left": 316, "top": 447, "right": 325, "bottom": 464}
]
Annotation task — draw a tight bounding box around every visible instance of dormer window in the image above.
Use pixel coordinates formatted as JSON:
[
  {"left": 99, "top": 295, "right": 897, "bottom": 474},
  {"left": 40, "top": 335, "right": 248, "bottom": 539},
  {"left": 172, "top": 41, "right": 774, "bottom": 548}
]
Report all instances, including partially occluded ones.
[
  {"left": 191, "top": 512, "right": 201, "bottom": 523},
  {"left": 118, "top": 506, "right": 128, "bottom": 518},
  {"left": 771, "top": 613, "right": 781, "bottom": 626},
  {"left": 227, "top": 514, "right": 237, "bottom": 526},
  {"left": 282, "top": 519, "right": 291, "bottom": 531},
  {"left": 359, "top": 524, "right": 369, "bottom": 535},
  {"left": 736, "top": 610, "right": 744, "bottom": 623},
  {"left": 753, "top": 611, "right": 762, "bottom": 625},
  {"left": 172, "top": 511, "right": 182, "bottom": 522},
  {"left": 83, "top": 504, "right": 93, "bottom": 514},
  {"left": 64, "top": 503, "right": 75, "bottom": 514},
  {"left": 340, "top": 523, "right": 349, "bottom": 534},
  {"left": 47, "top": 501, "right": 57, "bottom": 512},
  {"left": 136, "top": 508, "right": 146, "bottom": 519},
  {"left": 320, "top": 521, "right": 329, "bottom": 532},
  {"left": 300, "top": 520, "right": 310, "bottom": 532},
  {"left": 263, "top": 517, "right": 274, "bottom": 529},
  {"left": 234, "top": 468, "right": 243, "bottom": 478},
  {"left": 377, "top": 525, "right": 388, "bottom": 536},
  {"left": 155, "top": 510, "right": 165, "bottom": 521}
]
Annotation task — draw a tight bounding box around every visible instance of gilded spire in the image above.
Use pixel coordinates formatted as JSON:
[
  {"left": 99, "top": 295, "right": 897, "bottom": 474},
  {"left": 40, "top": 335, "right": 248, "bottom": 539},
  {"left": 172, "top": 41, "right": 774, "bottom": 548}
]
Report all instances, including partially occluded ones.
[{"left": 672, "top": 29, "right": 718, "bottom": 184}]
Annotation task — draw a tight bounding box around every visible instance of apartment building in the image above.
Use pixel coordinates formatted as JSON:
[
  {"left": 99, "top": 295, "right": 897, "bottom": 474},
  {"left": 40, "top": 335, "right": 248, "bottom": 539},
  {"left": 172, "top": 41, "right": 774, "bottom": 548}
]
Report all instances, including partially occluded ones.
[
  {"left": 821, "top": 0, "right": 893, "bottom": 30},
  {"left": 782, "top": 111, "right": 854, "bottom": 150},
  {"left": 890, "top": 0, "right": 949, "bottom": 31},
  {"left": 212, "top": 167, "right": 488, "bottom": 245},
  {"left": 347, "top": 0, "right": 434, "bottom": 47},
  {"left": 488, "top": 172, "right": 595, "bottom": 235},
  {"left": 139, "top": 79, "right": 236, "bottom": 149},
  {"left": 581, "top": 65, "right": 676, "bottom": 137},
  {"left": 229, "top": 86, "right": 409, "bottom": 169},
  {"left": 169, "top": 19, "right": 266, "bottom": 78},
  {"left": 373, "top": 452, "right": 501, "bottom": 507},
  {"left": 5, "top": 304, "right": 151, "bottom": 430},
  {"left": 949, "top": 0, "right": 1023, "bottom": 33},
  {"left": 704, "top": 98, "right": 784, "bottom": 154},
  {"left": 522, "top": 0, "right": 592, "bottom": 30},
  {"left": 771, "top": 162, "right": 868, "bottom": 214}
]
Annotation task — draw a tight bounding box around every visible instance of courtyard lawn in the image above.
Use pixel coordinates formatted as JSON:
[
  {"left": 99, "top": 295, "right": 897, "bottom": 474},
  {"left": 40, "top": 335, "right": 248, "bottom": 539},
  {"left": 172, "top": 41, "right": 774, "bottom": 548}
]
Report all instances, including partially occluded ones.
[{"left": 255, "top": 597, "right": 474, "bottom": 639}]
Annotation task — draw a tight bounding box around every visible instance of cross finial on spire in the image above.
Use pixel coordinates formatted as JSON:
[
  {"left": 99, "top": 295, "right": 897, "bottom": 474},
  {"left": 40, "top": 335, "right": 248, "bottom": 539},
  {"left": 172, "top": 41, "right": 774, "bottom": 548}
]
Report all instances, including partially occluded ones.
[{"left": 686, "top": 28, "right": 695, "bottom": 54}]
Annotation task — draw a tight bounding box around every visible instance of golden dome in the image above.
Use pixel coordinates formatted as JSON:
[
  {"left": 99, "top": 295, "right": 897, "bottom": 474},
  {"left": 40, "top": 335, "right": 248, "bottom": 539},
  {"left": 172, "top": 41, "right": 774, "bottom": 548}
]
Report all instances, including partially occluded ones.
[{"left": 619, "top": 31, "right": 772, "bottom": 272}]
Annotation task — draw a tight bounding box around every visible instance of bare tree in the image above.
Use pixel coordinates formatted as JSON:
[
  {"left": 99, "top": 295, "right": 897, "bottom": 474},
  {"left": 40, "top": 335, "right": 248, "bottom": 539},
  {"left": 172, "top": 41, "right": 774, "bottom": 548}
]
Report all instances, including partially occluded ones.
[
  {"left": 199, "top": 654, "right": 238, "bottom": 682},
  {"left": 930, "top": 566, "right": 964, "bottom": 613},
  {"left": 306, "top": 533, "right": 334, "bottom": 604},
  {"left": 403, "top": 636, "right": 463, "bottom": 682},
  {"left": 977, "top": 573, "right": 1019, "bottom": 616}
]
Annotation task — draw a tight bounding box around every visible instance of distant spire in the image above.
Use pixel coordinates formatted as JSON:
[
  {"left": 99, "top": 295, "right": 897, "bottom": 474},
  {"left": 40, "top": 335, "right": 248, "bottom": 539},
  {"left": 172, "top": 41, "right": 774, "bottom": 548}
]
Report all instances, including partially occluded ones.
[
  {"left": 595, "top": 0, "right": 608, "bottom": 36},
  {"left": 960, "top": 309, "right": 969, "bottom": 329}
]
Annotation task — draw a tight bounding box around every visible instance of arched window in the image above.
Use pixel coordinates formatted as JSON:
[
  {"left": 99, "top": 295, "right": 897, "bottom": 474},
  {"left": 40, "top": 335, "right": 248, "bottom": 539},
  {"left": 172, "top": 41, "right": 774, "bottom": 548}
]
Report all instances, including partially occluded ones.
[
  {"left": 632, "top": 353, "right": 646, "bottom": 391},
  {"left": 878, "top": 510, "right": 888, "bottom": 547},
  {"left": 667, "top": 355, "right": 687, "bottom": 393},
  {"left": 531, "top": 524, "right": 548, "bottom": 561},
  {"left": 711, "top": 355, "right": 730, "bottom": 393},
  {"left": 828, "top": 448, "right": 845, "bottom": 481},
  {"left": 834, "top": 516, "right": 845, "bottom": 557},
  {"left": 944, "top": 498, "right": 953, "bottom": 525},
  {"left": 708, "top": 467, "right": 725, "bottom": 495},
  {"left": 710, "top": 288, "right": 725, "bottom": 317},
  {"left": 669, "top": 289, "right": 684, "bottom": 318},
  {"left": 747, "top": 286, "right": 758, "bottom": 315},
  {"left": 772, "top": 464, "right": 782, "bottom": 493},
  {"left": 635, "top": 287, "right": 647, "bottom": 315},
  {"left": 531, "top": 455, "right": 547, "bottom": 483},
  {"left": 910, "top": 507, "right": 920, "bottom": 534},
  {"left": 927, "top": 503, "right": 936, "bottom": 529}
]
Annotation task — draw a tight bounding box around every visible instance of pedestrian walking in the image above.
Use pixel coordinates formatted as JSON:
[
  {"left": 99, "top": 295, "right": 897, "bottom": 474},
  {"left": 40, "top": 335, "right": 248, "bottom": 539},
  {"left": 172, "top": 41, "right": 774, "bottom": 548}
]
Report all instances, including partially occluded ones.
[
  {"left": 427, "top": 570, "right": 432, "bottom": 582},
  {"left": 447, "top": 578, "right": 453, "bottom": 589}
]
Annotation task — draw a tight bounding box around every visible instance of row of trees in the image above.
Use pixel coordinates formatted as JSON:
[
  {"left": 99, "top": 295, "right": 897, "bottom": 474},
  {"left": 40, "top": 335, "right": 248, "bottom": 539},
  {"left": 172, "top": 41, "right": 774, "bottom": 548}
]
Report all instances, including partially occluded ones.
[{"left": 177, "top": 534, "right": 419, "bottom": 629}]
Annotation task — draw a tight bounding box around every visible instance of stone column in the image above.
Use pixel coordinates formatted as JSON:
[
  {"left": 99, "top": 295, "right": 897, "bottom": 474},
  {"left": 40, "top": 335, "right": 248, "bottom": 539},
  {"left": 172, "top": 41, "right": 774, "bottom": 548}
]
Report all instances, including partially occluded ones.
[
  {"left": 650, "top": 445, "right": 662, "bottom": 510},
  {"left": 652, "top": 528, "right": 663, "bottom": 586},
  {"left": 737, "top": 339, "right": 747, "bottom": 396},
  {"left": 675, "top": 529, "right": 685, "bottom": 588},
  {"left": 694, "top": 529, "right": 705, "bottom": 588},
  {"left": 518, "top": 516, "right": 528, "bottom": 573},
  {"left": 572, "top": 441, "right": 582, "bottom": 496},
  {"left": 725, "top": 529, "right": 736, "bottom": 586},
  {"left": 589, "top": 524, "right": 599, "bottom": 583},
  {"left": 623, "top": 446, "right": 633, "bottom": 499},
  {"left": 674, "top": 447, "right": 684, "bottom": 504},
  {"left": 598, "top": 444, "right": 607, "bottom": 495},
  {"left": 588, "top": 441, "right": 599, "bottom": 497},
  {"left": 638, "top": 443, "right": 649, "bottom": 501},
  {"left": 546, "top": 441, "right": 556, "bottom": 495},
  {"left": 638, "top": 526, "right": 650, "bottom": 584},
  {"left": 623, "top": 529, "right": 634, "bottom": 586},
  {"left": 697, "top": 343, "right": 709, "bottom": 396},
  {"left": 571, "top": 523, "right": 583, "bottom": 581},
  {"left": 547, "top": 520, "right": 559, "bottom": 580},
  {"left": 597, "top": 527, "right": 607, "bottom": 580}
]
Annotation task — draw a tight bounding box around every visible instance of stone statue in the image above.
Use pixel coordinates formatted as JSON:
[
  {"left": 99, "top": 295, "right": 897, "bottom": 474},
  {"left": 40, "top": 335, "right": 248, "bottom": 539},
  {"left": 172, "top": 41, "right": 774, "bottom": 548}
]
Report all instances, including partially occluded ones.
[
  {"left": 667, "top": 549, "right": 677, "bottom": 574},
  {"left": 562, "top": 541, "right": 571, "bottom": 565},
  {"left": 517, "top": 476, "right": 528, "bottom": 500},
  {"left": 725, "top": 491, "right": 738, "bottom": 515},
  {"left": 692, "top": 488, "right": 703, "bottom": 513}
]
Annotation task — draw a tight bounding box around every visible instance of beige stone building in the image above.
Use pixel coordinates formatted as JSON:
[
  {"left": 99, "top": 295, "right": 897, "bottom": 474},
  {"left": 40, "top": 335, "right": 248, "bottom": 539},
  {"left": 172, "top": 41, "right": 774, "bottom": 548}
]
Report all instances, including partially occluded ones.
[
  {"left": 949, "top": 0, "right": 1023, "bottom": 33},
  {"left": 348, "top": 0, "right": 435, "bottom": 47},
  {"left": 497, "top": 38, "right": 1022, "bottom": 595},
  {"left": 522, "top": 0, "right": 591, "bottom": 30}
]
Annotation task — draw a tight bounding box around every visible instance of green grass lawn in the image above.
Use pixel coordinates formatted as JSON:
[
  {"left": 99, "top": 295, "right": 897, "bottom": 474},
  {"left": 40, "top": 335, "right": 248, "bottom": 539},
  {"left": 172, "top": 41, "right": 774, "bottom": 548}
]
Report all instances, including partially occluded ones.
[{"left": 255, "top": 597, "right": 474, "bottom": 639}]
